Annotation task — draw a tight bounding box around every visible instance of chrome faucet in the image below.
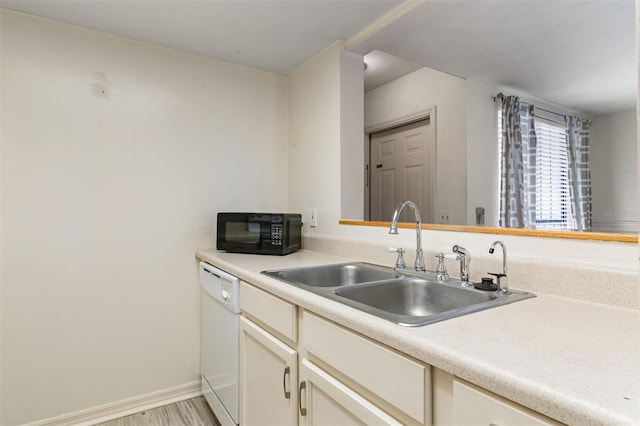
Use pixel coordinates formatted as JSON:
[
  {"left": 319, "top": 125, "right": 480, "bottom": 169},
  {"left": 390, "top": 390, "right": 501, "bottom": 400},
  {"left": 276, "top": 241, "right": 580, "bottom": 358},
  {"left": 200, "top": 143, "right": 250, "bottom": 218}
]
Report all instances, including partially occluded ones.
[
  {"left": 389, "top": 200, "right": 425, "bottom": 272},
  {"left": 452, "top": 245, "right": 471, "bottom": 286},
  {"left": 489, "top": 240, "right": 510, "bottom": 294}
]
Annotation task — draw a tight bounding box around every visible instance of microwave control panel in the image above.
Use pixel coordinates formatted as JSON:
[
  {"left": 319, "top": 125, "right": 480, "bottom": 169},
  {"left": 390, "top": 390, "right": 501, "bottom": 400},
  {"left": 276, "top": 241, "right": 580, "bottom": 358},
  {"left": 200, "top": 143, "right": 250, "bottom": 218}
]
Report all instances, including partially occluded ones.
[{"left": 271, "top": 224, "right": 283, "bottom": 246}]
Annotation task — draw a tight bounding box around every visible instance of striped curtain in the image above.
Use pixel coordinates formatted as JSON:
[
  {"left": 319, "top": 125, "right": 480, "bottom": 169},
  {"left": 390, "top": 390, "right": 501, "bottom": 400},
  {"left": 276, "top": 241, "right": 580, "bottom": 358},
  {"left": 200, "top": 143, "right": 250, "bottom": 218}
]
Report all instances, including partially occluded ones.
[
  {"left": 566, "top": 116, "right": 592, "bottom": 231},
  {"left": 499, "top": 96, "right": 537, "bottom": 228}
]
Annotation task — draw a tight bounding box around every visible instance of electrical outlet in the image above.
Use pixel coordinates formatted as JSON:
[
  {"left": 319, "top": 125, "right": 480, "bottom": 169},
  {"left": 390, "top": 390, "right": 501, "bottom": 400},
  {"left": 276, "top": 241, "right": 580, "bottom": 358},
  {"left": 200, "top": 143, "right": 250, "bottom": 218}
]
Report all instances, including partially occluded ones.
[
  {"left": 310, "top": 207, "right": 318, "bottom": 227},
  {"left": 439, "top": 210, "right": 450, "bottom": 224}
]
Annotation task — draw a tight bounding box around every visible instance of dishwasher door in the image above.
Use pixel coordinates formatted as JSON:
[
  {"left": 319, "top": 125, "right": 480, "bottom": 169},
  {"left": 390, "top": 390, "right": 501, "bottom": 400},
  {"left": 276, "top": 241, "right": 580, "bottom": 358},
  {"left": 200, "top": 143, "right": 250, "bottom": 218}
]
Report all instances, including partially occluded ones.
[{"left": 200, "top": 262, "right": 240, "bottom": 426}]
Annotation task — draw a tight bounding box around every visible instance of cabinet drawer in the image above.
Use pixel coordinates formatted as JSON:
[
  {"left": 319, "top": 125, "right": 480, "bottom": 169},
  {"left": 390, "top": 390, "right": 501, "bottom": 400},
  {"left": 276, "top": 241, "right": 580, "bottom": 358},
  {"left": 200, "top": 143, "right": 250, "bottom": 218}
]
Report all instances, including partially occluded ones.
[
  {"left": 302, "top": 311, "right": 428, "bottom": 424},
  {"left": 300, "top": 359, "right": 403, "bottom": 425},
  {"left": 240, "top": 282, "right": 297, "bottom": 342},
  {"left": 453, "top": 379, "right": 562, "bottom": 425}
]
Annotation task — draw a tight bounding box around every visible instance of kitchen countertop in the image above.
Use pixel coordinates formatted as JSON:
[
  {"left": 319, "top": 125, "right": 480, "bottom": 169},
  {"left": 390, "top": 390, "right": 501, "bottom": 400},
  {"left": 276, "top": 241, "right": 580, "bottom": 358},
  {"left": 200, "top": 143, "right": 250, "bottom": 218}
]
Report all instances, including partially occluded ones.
[{"left": 196, "top": 248, "right": 640, "bottom": 425}]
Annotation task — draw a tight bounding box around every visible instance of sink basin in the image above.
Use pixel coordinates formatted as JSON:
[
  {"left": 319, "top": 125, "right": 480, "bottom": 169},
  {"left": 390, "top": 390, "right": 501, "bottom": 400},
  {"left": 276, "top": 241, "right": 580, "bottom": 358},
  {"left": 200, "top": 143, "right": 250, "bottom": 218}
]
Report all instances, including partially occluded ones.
[
  {"left": 262, "top": 262, "right": 399, "bottom": 288},
  {"left": 334, "top": 278, "right": 535, "bottom": 326},
  {"left": 335, "top": 278, "right": 496, "bottom": 317},
  {"left": 261, "top": 262, "right": 535, "bottom": 326}
]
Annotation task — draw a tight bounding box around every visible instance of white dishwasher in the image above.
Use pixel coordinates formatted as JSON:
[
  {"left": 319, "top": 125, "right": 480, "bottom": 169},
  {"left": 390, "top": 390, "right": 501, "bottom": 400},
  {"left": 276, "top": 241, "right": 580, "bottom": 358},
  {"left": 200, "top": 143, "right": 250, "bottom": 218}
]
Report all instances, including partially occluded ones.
[{"left": 200, "top": 262, "right": 241, "bottom": 426}]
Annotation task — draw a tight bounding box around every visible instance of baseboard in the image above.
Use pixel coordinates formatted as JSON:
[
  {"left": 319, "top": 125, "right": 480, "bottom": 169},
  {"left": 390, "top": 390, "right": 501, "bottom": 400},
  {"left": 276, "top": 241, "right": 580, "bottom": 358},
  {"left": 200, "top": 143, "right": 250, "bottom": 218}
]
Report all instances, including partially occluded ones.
[{"left": 23, "top": 381, "right": 202, "bottom": 426}]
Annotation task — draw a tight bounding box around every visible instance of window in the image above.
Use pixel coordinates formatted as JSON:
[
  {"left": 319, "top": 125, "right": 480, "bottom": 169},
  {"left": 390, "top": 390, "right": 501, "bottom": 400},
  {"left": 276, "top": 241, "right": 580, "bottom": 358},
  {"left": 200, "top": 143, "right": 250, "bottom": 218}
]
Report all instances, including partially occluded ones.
[
  {"left": 498, "top": 107, "right": 576, "bottom": 230},
  {"left": 533, "top": 117, "right": 573, "bottom": 229}
]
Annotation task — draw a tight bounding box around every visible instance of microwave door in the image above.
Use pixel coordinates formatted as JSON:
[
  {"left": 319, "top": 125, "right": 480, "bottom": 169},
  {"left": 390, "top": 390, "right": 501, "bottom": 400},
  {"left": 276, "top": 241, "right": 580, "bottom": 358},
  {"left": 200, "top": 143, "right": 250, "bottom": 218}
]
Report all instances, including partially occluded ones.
[{"left": 225, "top": 222, "right": 260, "bottom": 244}]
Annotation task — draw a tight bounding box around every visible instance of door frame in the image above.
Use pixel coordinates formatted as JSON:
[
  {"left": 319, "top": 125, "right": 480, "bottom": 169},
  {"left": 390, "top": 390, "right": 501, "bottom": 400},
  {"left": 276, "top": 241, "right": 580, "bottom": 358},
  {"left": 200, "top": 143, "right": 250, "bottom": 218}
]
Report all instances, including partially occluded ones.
[{"left": 364, "top": 106, "right": 437, "bottom": 222}]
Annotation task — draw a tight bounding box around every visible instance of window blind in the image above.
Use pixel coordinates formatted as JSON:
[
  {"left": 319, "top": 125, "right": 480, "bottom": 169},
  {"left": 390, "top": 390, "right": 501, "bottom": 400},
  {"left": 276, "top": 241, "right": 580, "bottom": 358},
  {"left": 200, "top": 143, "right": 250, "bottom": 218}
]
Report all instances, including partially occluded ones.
[{"left": 534, "top": 117, "right": 573, "bottom": 229}]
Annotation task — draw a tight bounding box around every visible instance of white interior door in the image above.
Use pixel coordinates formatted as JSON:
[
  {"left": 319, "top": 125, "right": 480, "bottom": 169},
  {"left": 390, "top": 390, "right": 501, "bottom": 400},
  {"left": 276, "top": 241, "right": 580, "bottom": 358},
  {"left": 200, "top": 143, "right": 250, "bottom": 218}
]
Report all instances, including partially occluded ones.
[{"left": 369, "top": 119, "right": 435, "bottom": 223}]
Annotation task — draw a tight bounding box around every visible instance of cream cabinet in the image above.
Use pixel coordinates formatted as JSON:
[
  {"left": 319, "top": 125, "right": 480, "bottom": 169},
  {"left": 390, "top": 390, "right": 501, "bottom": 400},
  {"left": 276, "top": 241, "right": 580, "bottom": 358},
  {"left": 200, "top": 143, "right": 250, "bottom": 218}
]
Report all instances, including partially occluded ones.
[
  {"left": 301, "top": 311, "right": 431, "bottom": 425},
  {"left": 238, "top": 280, "right": 561, "bottom": 426},
  {"left": 239, "top": 282, "right": 299, "bottom": 426},
  {"left": 240, "top": 280, "right": 297, "bottom": 343},
  {"left": 239, "top": 317, "right": 298, "bottom": 425},
  {"left": 298, "top": 358, "right": 403, "bottom": 425},
  {"left": 239, "top": 281, "right": 430, "bottom": 425},
  {"left": 452, "top": 379, "right": 563, "bottom": 426}
]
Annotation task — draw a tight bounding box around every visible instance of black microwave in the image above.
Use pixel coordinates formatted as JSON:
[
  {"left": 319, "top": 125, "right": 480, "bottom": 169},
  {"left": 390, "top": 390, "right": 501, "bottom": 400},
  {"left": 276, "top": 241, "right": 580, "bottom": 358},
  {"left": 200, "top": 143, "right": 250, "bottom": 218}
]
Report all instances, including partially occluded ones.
[{"left": 217, "top": 212, "right": 302, "bottom": 255}]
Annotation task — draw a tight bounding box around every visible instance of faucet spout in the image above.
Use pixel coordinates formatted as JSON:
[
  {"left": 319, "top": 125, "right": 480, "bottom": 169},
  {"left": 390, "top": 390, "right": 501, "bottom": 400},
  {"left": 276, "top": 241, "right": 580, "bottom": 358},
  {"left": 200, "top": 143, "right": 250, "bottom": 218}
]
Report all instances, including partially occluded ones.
[
  {"left": 389, "top": 200, "right": 425, "bottom": 272},
  {"left": 489, "top": 240, "right": 509, "bottom": 294},
  {"left": 489, "top": 240, "right": 507, "bottom": 276}
]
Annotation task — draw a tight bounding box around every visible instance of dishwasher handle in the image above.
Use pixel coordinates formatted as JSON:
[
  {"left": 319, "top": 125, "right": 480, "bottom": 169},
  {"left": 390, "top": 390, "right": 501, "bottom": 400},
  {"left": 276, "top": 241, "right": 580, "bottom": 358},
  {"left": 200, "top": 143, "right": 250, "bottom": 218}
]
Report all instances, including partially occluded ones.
[{"left": 200, "top": 262, "right": 240, "bottom": 284}]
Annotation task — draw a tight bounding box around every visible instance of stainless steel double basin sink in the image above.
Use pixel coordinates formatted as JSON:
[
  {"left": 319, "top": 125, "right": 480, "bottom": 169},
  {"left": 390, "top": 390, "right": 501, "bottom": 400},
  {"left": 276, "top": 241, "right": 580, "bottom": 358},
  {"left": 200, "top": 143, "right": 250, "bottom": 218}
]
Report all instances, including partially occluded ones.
[{"left": 262, "top": 262, "right": 535, "bottom": 326}]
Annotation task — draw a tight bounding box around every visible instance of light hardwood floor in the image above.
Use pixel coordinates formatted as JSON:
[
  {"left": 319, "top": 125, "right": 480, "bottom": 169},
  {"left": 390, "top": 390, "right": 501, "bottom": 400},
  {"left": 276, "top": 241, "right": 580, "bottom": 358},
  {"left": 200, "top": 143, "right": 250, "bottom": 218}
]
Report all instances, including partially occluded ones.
[{"left": 94, "top": 396, "right": 220, "bottom": 426}]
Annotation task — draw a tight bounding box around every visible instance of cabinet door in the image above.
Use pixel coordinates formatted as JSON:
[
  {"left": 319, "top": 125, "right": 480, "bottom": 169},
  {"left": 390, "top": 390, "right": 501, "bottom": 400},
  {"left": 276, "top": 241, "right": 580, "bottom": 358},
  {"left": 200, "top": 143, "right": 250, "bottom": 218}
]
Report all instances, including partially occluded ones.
[
  {"left": 453, "top": 380, "right": 561, "bottom": 426},
  {"left": 299, "top": 359, "right": 403, "bottom": 426},
  {"left": 240, "top": 316, "right": 298, "bottom": 425}
]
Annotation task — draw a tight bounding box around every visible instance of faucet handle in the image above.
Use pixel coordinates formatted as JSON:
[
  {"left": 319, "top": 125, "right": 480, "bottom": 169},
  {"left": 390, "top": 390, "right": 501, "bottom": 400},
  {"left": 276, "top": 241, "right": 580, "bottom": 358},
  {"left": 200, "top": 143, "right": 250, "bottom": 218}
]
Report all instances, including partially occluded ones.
[
  {"left": 388, "top": 247, "right": 406, "bottom": 270},
  {"left": 435, "top": 253, "right": 449, "bottom": 281},
  {"left": 488, "top": 272, "right": 510, "bottom": 294}
]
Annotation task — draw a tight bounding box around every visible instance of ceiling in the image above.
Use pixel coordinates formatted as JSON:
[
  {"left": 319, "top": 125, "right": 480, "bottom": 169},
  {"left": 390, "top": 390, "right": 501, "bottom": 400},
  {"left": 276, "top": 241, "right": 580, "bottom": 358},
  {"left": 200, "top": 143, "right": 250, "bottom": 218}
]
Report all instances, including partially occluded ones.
[
  {"left": 1, "top": 0, "right": 636, "bottom": 115},
  {"left": 356, "top": 0, "right": 637, "bottom": 115},
  {"left": 0, "top": 0, "right": 402, "bottom": 75}
]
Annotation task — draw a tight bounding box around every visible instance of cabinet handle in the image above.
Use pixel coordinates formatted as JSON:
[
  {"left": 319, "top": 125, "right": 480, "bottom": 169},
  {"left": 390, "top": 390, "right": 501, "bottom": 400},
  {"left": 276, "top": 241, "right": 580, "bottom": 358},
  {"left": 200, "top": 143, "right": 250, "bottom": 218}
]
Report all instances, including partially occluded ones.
[
  {"left": 282, "top": 366, "right": 291, "bottom": 399},
  {"left": 298, "top": 381, "right": 307, "bottom": 416}
]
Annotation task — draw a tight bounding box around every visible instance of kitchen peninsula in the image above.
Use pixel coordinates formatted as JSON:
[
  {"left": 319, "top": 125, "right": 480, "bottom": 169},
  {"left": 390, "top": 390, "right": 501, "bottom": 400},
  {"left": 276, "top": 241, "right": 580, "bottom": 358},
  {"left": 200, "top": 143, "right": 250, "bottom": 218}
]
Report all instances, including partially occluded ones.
[{"left": 196, "top": 238, "right": 639, "bottom": 425}]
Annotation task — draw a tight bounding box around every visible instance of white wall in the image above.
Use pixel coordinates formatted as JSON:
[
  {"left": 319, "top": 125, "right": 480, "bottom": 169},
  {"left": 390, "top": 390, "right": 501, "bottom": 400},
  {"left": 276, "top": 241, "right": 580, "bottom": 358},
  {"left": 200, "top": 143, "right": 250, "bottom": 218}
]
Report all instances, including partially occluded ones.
[
  {"left": 466, "top": 79, "right": 500, "bottom": 226},
  {"left": 364, "top": 67, "right": 468, "bottom": 225},
  {"left": 591, "top": 109, "right": 638, "bottom": 233},
  {"left": 0, "top": 11, "right": 288, "bottom": 425},
  {"left": 340, "top": 49, "right": 365, "bottom": 221},
  {"left": 288, "top": 42, "right": 343, "bottom": 235}
]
